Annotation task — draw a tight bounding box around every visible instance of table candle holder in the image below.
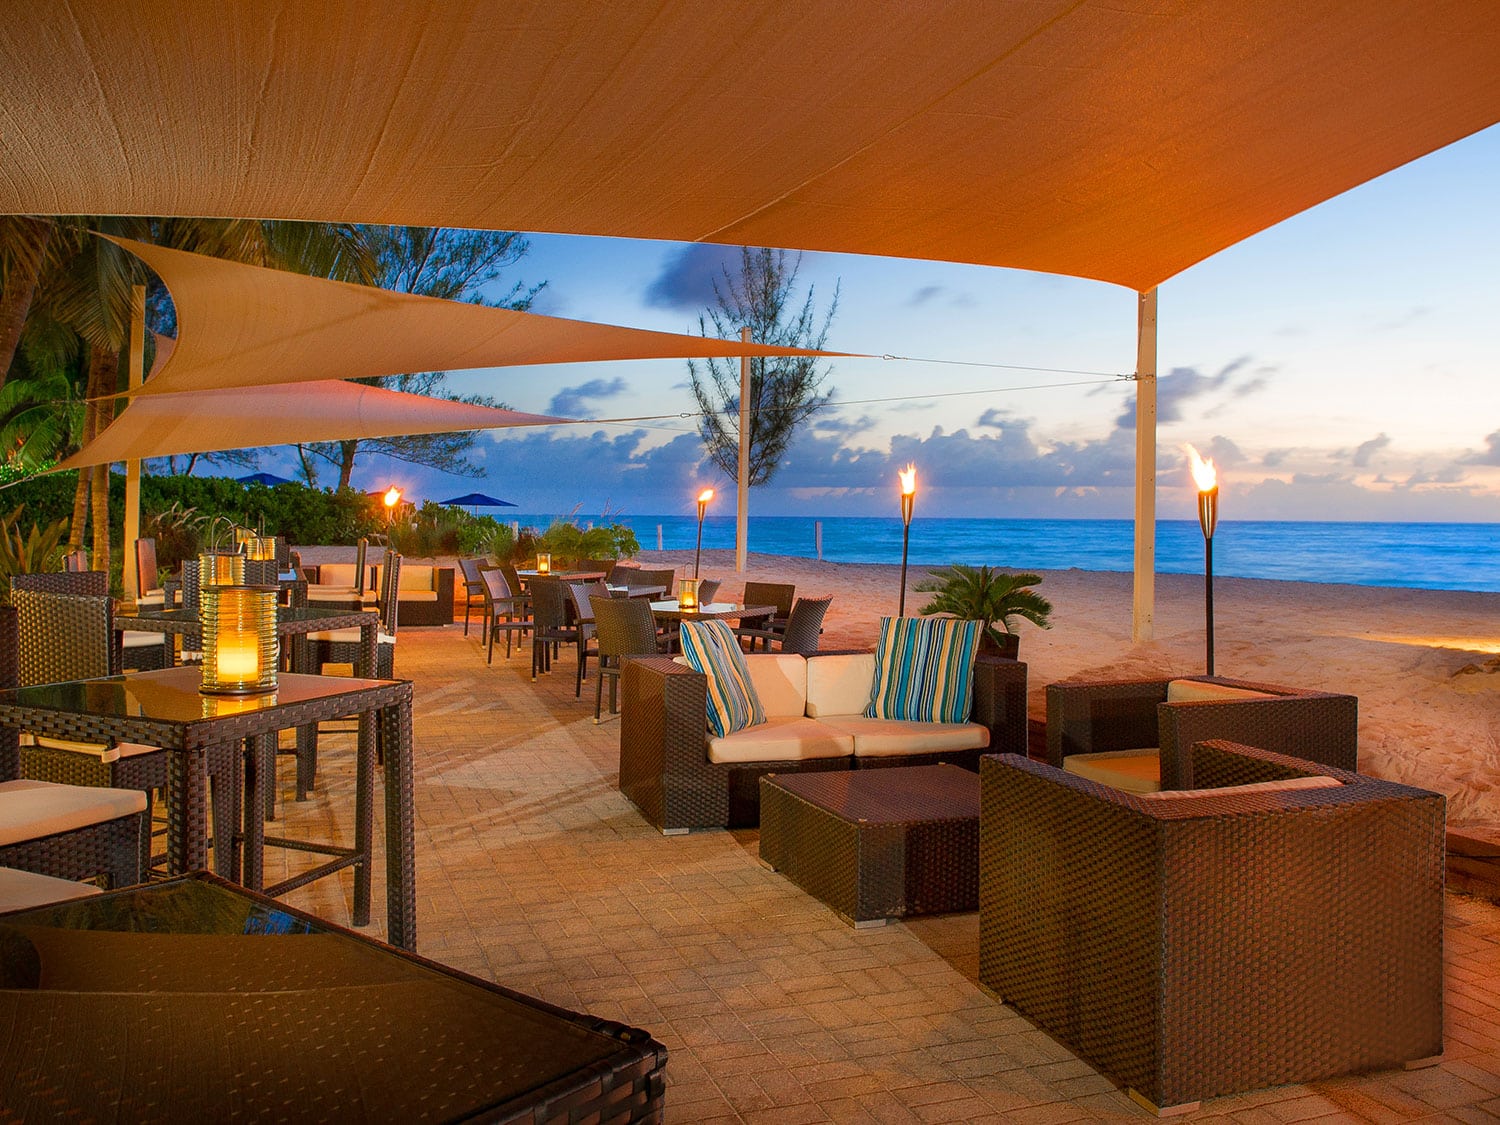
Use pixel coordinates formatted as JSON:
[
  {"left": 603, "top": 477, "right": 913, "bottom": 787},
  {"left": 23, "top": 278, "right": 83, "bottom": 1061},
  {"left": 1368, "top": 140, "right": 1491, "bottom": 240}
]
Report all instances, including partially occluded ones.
[
  {"left": 677, "top": 578, "right": 701, "bottom": 611},
  {"left": 535, "top": 553, "right": 552, "bottom": 575},
  {"left": 199, "top": 584, "right": 279, "bottom": 695}
]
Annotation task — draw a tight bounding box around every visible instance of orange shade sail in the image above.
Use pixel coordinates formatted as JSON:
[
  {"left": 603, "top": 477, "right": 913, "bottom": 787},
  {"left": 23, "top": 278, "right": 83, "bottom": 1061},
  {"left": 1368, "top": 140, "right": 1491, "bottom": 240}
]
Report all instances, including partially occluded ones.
[
  {"left": 1, "top": 3, "right": 1497, "bottom": 291},
  {"left": 53, "top": 381, "right": 567, "bottom": 471}
]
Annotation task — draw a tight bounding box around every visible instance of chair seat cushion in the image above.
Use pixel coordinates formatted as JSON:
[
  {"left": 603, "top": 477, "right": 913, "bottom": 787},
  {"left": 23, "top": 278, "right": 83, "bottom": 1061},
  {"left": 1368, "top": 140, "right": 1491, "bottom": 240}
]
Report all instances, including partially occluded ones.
[
  {"left": 1166, "top": 679, "right": 1276, "bottom": 703},
  {"left": 31, "top": 737, "right": 163, "bottom": 763},
  {"left": 120, "top": 631, "right": 166, "bottom": 649},
  {"left": 819, "top": 716, "right": 989, "bottom": 757},
  {"left": 708, "top": 717, "right": 853, "bottom": 764},
  {"left": 0, "top": 780, "right": 146, "bottom": 846},
  {"left": 0, "top": 870, "right": 102, "bottom": 912},
  {"left": 1139, "top": 775, "right": 1342, "bottom": 801},
  {"left": 1063, "top": 748, "right": 1162, "bottom": 793},
  {"left": 0, "top": 865, "right": 102, "bottom": 913},
  {"left": 306, "top": 628, "right": 395, "bottom": 645},
  {"left": 134, "top": 592, "right": 166, "bottom": 608},
  {"left": 395, "top": 589, "right": 438, "bottom": 602}
]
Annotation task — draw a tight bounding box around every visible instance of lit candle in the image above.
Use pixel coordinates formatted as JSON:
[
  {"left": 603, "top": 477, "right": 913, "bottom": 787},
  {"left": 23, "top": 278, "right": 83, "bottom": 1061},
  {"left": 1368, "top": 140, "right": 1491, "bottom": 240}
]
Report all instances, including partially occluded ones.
[
  {"left": 536, "top": 552, "right": 551, "bottom": 574},
  {"left": 678, "top": 578, "right": 700, "bottom": 611},
  {"left": 216, "top": 629, "right": 260, "bottom": 682}
]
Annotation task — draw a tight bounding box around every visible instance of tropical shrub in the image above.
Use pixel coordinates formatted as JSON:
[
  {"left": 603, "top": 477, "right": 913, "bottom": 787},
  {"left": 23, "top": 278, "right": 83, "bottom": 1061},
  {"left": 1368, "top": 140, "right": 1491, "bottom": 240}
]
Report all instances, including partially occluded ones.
[
  {"left": 0, "top": 507, "right": 70, "bottom": 599},
  {"left": 914, "top": 564, "right": 1053, "bottom": 650}
]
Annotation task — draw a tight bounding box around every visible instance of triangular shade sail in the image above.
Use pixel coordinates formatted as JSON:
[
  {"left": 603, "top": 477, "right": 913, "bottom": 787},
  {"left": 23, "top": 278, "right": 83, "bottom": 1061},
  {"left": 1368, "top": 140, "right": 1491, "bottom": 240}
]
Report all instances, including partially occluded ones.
[
  {"left": 53, "top": 381, "right": 566, "bottom": 471},
  {"left": 4, "top": 4, "right": 1499, "bottom": 291},
  {"left": 105, "top": 237, "right": 846, "bottom": 397}
]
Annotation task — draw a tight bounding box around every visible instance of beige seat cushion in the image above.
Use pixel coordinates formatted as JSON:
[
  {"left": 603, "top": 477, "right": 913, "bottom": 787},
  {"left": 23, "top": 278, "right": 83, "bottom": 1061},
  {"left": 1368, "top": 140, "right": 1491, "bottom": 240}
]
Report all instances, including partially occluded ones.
[
  {"left": 0, "top": 865, "right": 102, "bottom": 912},
  {"left": 120, "top": 631, "right": 165, "bottom": 649},
  {"left": 1166, "top": 679, "right": 1275, "bottom": 703},
  {"left": 1139, "top": 775, "right": 1342, "bottom": 800},
  {"left": 1063, "top": 748, "right": 1162, "bottom": 793},
  {"left": 745, "top": 654, "right": 808, "bottom": 719},
  {"left": 0, "top": 780, "right": 146, "bottom": 846},
  {"left": 305, "top": 628, "right": 396, "bottom": 645},
  {"left": 396, "top": 589, "right": 438, "bottom": 602},
  {"left": 134, "top": 592, "right": 166, "bottom": 608},
  {"left": 820, "top": 716, "right": 989, "bottom": 757},
  {"left": 708, "top": 717, "right": 853, "bottom": 764},
  {"left": 31, "top": 737, "right": 162, "bottom": 763},
  {"left": 805, "top": 653, "right": 876, "bottom": 717}
]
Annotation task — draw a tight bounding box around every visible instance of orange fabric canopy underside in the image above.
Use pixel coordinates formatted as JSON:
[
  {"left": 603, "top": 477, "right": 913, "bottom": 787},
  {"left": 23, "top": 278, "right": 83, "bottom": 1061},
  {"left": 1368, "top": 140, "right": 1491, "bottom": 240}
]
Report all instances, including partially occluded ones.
[
  {"left": 4, "top": 3, "right": 1498, "bottom": 291},
  {"left": 54, "top": 381, "right": 566, "bottom": 471},
  {"left": 106, "top": 236, "right": 843, "bottom": 397}
]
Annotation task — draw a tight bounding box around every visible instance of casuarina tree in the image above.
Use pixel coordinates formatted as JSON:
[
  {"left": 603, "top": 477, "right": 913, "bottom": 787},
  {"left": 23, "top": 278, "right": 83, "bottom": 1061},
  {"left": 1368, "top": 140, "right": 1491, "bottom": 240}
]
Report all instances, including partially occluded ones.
[{"left": 688, "top": 248, "right": 838, "bottom": 486}]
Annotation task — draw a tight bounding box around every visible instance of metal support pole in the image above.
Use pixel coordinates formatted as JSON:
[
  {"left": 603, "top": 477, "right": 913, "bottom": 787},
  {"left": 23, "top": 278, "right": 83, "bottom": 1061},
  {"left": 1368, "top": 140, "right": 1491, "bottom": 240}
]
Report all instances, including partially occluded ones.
[
  {"left": 736, "top": 326, "right": 750, "bottom": 574},
  {"left": 122, "top": 285, "right": 146, "bottom": 604},
  {"left": 1204, "top": 537, "right": 1215, "bottom": 675},
  {"left": 1132, "top": 288, "right": 1158, "bottom": 644}
]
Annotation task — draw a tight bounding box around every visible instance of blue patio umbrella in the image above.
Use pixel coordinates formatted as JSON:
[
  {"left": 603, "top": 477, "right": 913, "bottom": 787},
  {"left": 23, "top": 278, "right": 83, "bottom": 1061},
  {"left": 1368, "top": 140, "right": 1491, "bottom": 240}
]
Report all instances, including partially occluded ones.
[
  {"left": 237, "top": 471, "right": 294, "bottom": 486},
  {"left": 439, "top": 491, "right": 518, "bottom": 512}
]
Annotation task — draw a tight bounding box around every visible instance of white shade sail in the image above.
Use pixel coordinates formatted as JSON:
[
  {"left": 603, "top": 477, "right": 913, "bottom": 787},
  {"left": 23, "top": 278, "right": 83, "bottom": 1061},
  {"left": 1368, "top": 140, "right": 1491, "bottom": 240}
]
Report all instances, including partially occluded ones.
[
  {"left": 53, "top": 381, "right": 566, "bottom": 471},
  {"left": 104, "top": 236, "right": 846, "bottom": 398},
  {"left": 3, "top": 3, "right": 1498, "bottom": 292}
]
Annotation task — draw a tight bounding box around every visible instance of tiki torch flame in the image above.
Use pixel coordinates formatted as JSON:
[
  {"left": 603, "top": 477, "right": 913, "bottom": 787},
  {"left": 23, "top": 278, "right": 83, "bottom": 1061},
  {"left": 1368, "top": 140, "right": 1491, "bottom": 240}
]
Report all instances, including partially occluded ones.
[
  {"left": 1186, "top": 444, "right": 1217, "bottom": 493},
  {"left": 899, "top": 465, "right": 917, "bottom": 496}
]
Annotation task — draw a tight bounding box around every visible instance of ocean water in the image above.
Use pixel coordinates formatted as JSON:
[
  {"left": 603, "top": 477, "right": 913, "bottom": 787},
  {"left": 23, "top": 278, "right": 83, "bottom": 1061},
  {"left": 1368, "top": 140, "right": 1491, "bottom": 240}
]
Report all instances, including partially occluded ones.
[{"left": 501, "top": 515, "right": 1500, "bottom": 594}]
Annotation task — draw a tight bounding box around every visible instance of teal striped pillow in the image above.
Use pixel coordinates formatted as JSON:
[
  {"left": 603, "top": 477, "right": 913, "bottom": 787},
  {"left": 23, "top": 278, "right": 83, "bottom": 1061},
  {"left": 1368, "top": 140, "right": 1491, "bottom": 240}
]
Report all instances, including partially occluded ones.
[
  {"left": 679, "top": 619, "right": 767, "bottom": 737},
  {"left": 865, "top": 617, "right": 982, "bottom": 723}
]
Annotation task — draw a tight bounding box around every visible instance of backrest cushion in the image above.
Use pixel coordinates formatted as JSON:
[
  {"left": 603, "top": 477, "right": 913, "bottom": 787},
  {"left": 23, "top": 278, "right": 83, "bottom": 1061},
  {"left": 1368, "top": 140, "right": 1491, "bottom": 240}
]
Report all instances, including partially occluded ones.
[
  {"left": 865, "top": 617, "right": 981, "bottom": 724},
  {"left": 806, "top": 653, "right": 876, "bottom": 717},
  {"left": 679, "top": 620, "right": 767, "bottom": 737},
  {"left": 745, "top": 654, "right": 808, "bottom": 718},
  {"left": 1166, "top": 679, "right": 1276, "bottom": 703},
  {"left": 398, "top": 565, "right": 435, "bottom": 592},
  {"left": 317, "top": 563, "right": 358, "bottom": 588}
]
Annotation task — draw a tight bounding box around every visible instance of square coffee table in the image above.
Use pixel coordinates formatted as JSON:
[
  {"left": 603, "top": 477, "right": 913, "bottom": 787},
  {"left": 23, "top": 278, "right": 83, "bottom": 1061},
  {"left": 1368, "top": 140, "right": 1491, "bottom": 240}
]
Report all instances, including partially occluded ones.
[{"left": 759, "top": 762, "right": 981, "bottom": 927}]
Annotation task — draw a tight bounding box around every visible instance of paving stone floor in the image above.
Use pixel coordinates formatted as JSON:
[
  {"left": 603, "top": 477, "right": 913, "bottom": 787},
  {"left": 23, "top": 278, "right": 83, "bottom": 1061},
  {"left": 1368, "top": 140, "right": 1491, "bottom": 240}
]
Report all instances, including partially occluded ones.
[{"left": 266, "top": 625, "right": 1500, "bottom": 1123}]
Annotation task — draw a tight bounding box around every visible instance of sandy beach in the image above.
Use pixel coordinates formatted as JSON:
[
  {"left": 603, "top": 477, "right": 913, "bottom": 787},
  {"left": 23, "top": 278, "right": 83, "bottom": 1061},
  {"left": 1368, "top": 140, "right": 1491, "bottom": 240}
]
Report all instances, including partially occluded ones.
[{"left": 636, "top": 549, "right": 1500, "bottom": 831}]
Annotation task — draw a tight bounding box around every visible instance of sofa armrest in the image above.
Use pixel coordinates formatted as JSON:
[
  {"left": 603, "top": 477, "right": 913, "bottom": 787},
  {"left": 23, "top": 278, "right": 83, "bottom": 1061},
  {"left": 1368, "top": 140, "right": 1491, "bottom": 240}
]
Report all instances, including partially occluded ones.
[
  {"left": 971, "top": 655, "right": 1027, "bottom": 755},
  {"left": 1158, "top": 690, "right": 1357, "bottom": 788},
  {"left": 1044, "top": 678, "right": 1171, "bottom": 766},
  {"left": 620, "top": 656, "right": 717, "bottom": 830},
  {"left": 431, "top": 566, "right": 454, "bottom": 602}
]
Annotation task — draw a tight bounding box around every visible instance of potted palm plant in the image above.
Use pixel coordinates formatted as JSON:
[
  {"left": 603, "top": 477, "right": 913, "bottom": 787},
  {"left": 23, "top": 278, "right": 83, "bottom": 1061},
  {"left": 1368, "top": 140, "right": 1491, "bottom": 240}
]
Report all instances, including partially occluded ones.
[{"left": 914, "top": 564, "right": 1052, "bottom": 659}]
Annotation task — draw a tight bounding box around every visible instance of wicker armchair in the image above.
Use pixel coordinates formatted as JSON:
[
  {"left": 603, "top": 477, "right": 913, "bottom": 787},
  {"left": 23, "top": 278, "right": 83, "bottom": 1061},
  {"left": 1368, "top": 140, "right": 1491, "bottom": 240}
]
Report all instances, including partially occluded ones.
[
  {"left": 0, "top": 605, "right": 147, "bottom": 889},
  {"left": 979, "top": 742, "right": 1444, "bottom": 1114},
  {"left": 738, "top": 595, "right": 831, "bottom": 655},
  {"left": 620, "top": 652, "right": 1027, "bottom": 832},
  {"left": 1045, "top": 674, "right": 1357, "bottom": 791}
]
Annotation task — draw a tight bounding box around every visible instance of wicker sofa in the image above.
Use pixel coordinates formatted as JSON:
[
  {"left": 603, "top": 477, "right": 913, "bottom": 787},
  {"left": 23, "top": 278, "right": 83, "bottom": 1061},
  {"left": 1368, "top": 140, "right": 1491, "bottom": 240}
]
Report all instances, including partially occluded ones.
[
  {"left": 309, "top": 561, "right": 455, "bottom": 626},
  {"left": 620, "top": 651, "right": 1026, "bottom": 832},
  {"left": 979, "top": 741, "right": 1444, "bottom": 1114},
  {"left": 1046, "top": 674, "right": 1357, "bottom": 791}
]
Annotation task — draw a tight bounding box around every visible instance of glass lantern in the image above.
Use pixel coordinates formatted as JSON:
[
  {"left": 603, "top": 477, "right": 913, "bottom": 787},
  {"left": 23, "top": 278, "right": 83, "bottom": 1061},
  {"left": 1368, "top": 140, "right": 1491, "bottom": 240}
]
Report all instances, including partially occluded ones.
[
  {"left": 677, "top": 578, "right": 700, "bottom": 611},
  {"left": 535, "top": 553, "right": 552, "bottom": 575},
  {"left": 199, "top": 584, "right": 279, "bottom": 695}
]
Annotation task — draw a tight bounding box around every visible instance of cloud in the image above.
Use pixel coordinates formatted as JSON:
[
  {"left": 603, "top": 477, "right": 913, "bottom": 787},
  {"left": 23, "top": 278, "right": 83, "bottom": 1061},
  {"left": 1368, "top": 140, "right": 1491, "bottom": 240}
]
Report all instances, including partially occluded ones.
[
  {"left": 643, "top": 245, "right": 742, "bottom": 310},
  {"left": 545, "top": 377, "right": 629, "bottom": 416},
  {"left": 1399, "top": 465, "right": 1466, "bottom": 487},
  {"left": 1351, "top": 432, "right": 1392, "bottom": 468},
  {"left": 906, "top": 284, "right": 975, "bottom": 309},
  {"left": 1113, "top": 357, "right": 1265, "bottom": 429},
  {"left": 1459, "top": 430, "right": 1500, "bottom": 466}
]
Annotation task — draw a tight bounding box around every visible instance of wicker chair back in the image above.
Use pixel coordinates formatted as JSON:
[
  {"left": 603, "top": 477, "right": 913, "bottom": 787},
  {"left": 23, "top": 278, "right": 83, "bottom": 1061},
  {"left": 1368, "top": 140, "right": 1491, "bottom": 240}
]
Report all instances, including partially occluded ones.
[
  {"left": 458, "top": 557, "right": 485, "bottom": 589},
  {"left": 568, "top": 582, "right": 608, "bottom": 625},
  {"left": 593, "top": 597, "right": 661, "bottom": 661},
  {"left": 61, "top": 550, "right": 89, "bottom": 572},
  {"left": 778, "top": 596, "right": 833, "bottom": 655},
  {"left": 696, "top": 579, "right": 721, "bottom": 605},
  {"left": 133, "top": 538, "right": 160, "bottom": 598},
  {"left": 627, "top": 568, "right": 675, "bottom": 589},
  {"left": 10, "top": 572, "right": 108, "bottom": 598},
  {"left": 12, "top": 588, "right": 115, "bottom": 685},
  {"left": 528, "top": 576, "right": 573, "bottom": 638},
  {"left": 354, "top": 538, "right": 369, "bottom": 592},
  {"left": 378, "top": 552, "right": 401, "bottom": 635},
  {"left": 743, "top": 581, "right": 795, "bottom": 618}
]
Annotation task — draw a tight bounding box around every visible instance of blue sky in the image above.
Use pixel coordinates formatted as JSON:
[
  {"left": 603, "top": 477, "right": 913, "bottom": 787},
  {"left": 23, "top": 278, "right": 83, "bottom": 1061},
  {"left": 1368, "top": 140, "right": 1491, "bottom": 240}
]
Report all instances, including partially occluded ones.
[{"left": 280, "top": 124, "right": 1500, "bottom": 525}]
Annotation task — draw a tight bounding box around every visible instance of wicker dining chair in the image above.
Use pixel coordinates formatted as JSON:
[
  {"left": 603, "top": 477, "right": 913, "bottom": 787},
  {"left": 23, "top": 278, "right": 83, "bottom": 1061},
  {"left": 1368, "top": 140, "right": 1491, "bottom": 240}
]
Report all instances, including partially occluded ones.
[
  {"left": 591, "top": 596, "right": 665, "bottom": 723},
  {"left": 9, "top": 588, "right": 168, "bottom": 874},
  {"left": 774, "top": 595, "right": 833, "bottom": 655},
  {"left": 61, "top": 550, "right": 89, "bottom": 573},
  {"left": 567, "top": 582, "right": 607, "bottom": 697},
  {"left": 734, "top": 581, "right": 795, "bottom": 650},
  {"left": 308, "top": 551, "right": 400, "bottom": 680},
  {"left": 529, "top": 576, "right": 578, "bottom": 683},
  {"left": 479, "top": 567, "right": 530, "bottom": 663},
  {"left": 458, "top": 558, "right": 487, "bottom": 636},
  {"left": 10, "top": 570, "right": 171, "bottom": 671},
  {"left": 696, "top": 579, "right": 721, "bottom": 605},
  {"left": 132, "top": 538, "right": 167, "bottom": 607},
  {"left": 0, "top": 630, "right": 146, "bottom": 891}
]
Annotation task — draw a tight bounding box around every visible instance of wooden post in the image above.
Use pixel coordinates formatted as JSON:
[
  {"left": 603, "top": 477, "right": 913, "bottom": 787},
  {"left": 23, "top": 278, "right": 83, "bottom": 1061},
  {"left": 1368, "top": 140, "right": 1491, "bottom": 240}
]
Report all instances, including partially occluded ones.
[
  {"left": 736, "top": 325, "right": 750, "bottom": 574},
  {"left": 1132, "top": 288, "right": 1158, "bottom": 644},
  {"left": 122, "top": 285, "right": 146, "bottom": 605}
]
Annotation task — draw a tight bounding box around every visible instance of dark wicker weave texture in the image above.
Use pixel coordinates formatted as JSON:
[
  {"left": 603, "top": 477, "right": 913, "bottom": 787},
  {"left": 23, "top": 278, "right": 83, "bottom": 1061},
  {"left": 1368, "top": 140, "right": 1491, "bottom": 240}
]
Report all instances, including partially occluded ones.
[
  {"left": 760, "top": 764, "right": 979, "bottom": 924},
  {"left": 1046, "top": 674, "right": 1358, "bottom": 788},
  {"left": 978, "top": 744, "right": 1444, "bottom": 1111},
  {"left": 592, "top": 597, "right": 666, "bottom": 722},
  {"left": 620, "top": 652, "right": 1026, "bottom": 832}
]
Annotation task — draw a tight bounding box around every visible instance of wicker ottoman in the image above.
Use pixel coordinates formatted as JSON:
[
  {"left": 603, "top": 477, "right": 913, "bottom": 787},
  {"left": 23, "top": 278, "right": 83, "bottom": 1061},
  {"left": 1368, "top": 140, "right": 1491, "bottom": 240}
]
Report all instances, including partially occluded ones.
[{"left": 759, "top": 763, "right": 980, "bottom": 927}]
